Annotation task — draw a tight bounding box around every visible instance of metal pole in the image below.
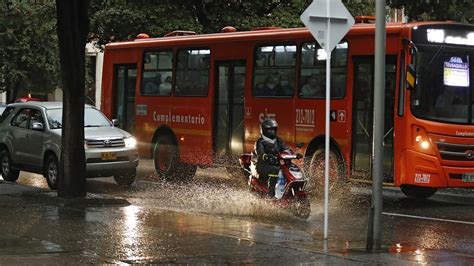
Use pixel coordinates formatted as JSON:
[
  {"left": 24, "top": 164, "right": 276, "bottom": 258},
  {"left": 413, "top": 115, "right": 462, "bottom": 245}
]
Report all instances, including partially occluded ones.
[
  {"left": 370, "top": 0, "right": 386, "bottom": 251},
  {"left": 323, "top": 0, "right": 331, "bottom": 241}
]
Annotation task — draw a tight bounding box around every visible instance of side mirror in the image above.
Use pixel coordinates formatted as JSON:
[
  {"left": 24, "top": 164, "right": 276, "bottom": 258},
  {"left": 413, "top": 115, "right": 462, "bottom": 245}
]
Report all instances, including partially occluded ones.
[
  {"left": 406, "top": 64, "right": 417, "bottom": 90},
  {"left": 111, "top": 119, "right": 120, "bottom": 127},
  {"left": 31, "top": 122, "right": 44, "bottom": 131}
]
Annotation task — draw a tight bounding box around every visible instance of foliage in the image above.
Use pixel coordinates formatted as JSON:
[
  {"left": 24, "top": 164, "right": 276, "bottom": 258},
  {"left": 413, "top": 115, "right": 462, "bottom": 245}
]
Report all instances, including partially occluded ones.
[
  {"left": 89, "top": 0, "right": 376, "bottom": 47},
  {"left": 0, "top": 1, "right": 59, "bottom": 100},
  {"left": 389, "top": 0, "right": 474, "bottom": 23}
]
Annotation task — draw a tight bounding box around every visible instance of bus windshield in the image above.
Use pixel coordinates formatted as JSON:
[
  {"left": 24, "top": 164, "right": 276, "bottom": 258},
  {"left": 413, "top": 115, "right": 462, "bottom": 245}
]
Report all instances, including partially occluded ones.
[{"left": 411, "top": 45, "right": 474, "bottom": 124}]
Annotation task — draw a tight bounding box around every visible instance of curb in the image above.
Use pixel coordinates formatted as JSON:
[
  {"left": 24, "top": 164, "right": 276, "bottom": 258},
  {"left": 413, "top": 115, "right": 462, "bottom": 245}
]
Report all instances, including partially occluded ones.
[{"left": 21, "top": 191, "right": 131, "bottom": 208}]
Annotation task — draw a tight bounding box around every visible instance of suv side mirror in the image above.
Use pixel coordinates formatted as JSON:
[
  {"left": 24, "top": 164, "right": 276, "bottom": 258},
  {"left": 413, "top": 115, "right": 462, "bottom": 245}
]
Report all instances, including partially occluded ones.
[
  {"left": 111, "top": 119, "right": 120, "bottom": 127},
  {"left": 31, "top": 122, "right": 44, "bottom": 131},
  {"left": 406, "top": 64, "right": 417, "bottom": 90}
]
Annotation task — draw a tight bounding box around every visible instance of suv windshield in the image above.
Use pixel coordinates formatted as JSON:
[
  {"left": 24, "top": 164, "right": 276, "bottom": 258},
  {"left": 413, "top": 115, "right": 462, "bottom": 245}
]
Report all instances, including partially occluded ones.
[
  {"left": 411, "top": 45, "right": 474, "bottom": 124},
  {"left": 47, "top": 107, "right": 112, "bottom": 129}
]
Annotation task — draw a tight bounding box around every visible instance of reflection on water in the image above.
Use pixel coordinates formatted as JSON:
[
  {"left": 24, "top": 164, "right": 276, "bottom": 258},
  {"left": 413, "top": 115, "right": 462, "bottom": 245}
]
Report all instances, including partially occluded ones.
[{"left": 121, "top": 205, "right": 141, "bottom": 259}]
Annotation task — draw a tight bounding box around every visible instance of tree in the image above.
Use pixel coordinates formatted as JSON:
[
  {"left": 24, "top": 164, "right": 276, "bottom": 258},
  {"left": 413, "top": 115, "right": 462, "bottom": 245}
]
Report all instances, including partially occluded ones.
[
  {"left": 88, "top": 0, "right": 375, "bottom": 47},
  {"left": 389, "top": 0, "right": 474, "bottom": 23},
  {"left": 55, "top": 0, "right": 90, "bottom": 197},
  {"left": 0, "top": 1, "right": 59, "bottom": 102}
]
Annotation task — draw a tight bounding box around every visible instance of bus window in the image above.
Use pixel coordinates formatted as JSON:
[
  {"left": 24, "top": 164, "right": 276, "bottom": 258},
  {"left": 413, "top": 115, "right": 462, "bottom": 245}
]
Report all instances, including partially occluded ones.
[
  {"left": 300, "top": 42, "right": 348, "bottom": 98},
  {"left": 141, "top": 50, "right": 173, "bottom": 96},
  {"left": 175, "top": 48, "right": 210, "bottom": 97},
  {"left": 253, "top": 44, "right": 296, "bottom": 97}
]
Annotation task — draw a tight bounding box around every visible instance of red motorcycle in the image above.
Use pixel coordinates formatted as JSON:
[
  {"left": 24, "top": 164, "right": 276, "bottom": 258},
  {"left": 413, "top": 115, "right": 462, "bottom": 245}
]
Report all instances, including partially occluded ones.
[{"left": 239, "top": 151, "right": 311, "bottom": 219}]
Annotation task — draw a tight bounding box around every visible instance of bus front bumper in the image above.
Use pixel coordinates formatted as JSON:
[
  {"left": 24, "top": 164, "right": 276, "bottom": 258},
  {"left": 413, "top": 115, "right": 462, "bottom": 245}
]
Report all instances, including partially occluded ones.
[{"left": 400, "top": 149, "right": 474, "bottom": 188}]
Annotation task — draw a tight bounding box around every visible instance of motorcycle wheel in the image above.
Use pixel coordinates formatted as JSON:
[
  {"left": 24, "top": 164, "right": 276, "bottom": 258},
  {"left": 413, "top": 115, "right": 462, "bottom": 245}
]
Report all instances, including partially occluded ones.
[{"left": 290, "top": 198, "right": 311, "bottom": 219}]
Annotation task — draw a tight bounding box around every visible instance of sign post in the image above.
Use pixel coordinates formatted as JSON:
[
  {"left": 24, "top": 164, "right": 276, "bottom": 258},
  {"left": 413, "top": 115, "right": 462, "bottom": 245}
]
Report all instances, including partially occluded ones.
[{"left": 301, "top": 0, "right": 354, "bottom": 240}]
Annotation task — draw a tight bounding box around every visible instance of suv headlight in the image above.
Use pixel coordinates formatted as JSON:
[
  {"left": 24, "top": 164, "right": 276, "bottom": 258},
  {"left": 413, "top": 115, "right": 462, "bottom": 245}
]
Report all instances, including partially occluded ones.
[{"left": 124, "top": 137, "right": 137, "bottom": 148}]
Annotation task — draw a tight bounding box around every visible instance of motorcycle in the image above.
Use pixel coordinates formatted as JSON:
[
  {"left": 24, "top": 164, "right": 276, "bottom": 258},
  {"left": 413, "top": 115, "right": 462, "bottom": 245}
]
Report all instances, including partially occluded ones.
[{"left": 239, "top": 151, "right": 311, "bottom": 219}]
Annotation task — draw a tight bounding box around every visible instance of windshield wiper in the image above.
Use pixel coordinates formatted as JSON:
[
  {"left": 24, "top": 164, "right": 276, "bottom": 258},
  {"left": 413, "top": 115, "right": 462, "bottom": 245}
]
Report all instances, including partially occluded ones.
[{"left": 428, "top": 45, "right": 445, "bottom": 66}]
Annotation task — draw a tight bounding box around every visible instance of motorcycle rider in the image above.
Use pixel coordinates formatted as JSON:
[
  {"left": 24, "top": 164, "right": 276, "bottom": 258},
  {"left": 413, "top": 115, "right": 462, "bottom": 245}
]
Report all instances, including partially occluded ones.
[{"left": 252, "top": 118, "right": 292, "bottom": 197}]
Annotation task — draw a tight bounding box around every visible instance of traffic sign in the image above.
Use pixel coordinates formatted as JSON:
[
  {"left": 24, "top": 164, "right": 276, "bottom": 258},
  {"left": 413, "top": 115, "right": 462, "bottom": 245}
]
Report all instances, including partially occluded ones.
[{"left": 300, "top": 0, "right": 355, "bottom": 53}]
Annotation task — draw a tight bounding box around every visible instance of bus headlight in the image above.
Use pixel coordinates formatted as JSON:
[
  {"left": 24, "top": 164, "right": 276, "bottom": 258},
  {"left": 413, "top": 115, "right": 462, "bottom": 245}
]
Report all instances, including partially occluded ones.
[
  {"left": 412, "top": 125, "right": 435, "bottom": 155},
  {"left": 124, "top": 137, "right": 137, "bottom": 148},
  {"left": 416, "top": 135, "right": 431, "bottom": 150}
]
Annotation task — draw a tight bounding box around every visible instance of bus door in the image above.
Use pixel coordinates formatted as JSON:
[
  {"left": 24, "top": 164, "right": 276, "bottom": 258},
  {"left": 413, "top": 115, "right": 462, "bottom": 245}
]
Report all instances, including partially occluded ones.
[
  {"left": 113, "top": 64, "right": 137, "bottom": 134},
  {"left": 351, "top": 56, "right": 396, "bottom": 181},
  {"left": 214, "top": 61, "right": 246, "bottom": 164}
]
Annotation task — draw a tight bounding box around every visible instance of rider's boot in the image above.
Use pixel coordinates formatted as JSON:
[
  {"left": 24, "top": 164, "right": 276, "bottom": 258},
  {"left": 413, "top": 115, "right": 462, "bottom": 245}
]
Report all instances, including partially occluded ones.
[{"left": 267, "top": 174, "right": 278, "bottom": 198}]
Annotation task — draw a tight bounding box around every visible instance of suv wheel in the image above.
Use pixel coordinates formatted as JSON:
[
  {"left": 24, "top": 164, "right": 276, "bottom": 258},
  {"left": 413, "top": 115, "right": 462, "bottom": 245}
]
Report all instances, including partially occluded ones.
[
  {"left": 0, "top": 149, "right": 20, "bottom": 182},
  {"left": 44, "top": 155, "right": 59, "bottom": 190},
  {"left": 114, "top": 168, "right": 136, "bottom": 187}
]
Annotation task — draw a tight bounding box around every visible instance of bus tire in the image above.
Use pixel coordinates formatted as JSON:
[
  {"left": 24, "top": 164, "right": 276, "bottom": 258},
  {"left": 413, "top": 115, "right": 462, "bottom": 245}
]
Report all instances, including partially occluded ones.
[
  {"left": 400, "top": 185, "right": 437, "bottom": 199},
  {"left": 305, "top": 146, "right": 346, "bottom": 198},
  {"left": 177, "top": 163, "right": 197, "bottom": 183},
  {"left": 153, "top": 135, "right": 179, "bottom": 180}
]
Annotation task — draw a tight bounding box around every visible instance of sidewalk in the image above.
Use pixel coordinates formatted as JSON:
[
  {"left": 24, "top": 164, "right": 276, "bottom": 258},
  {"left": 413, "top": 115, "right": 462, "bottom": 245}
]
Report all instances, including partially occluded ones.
[{"left": 0, "top": 180, "right": 472, "bottom": 265}]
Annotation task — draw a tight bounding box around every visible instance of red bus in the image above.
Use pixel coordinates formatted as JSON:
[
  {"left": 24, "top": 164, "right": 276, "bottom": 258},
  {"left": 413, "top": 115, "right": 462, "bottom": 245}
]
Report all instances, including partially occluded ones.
[{"left": 101, "top": 19, "right": 474, "bottom": 199}]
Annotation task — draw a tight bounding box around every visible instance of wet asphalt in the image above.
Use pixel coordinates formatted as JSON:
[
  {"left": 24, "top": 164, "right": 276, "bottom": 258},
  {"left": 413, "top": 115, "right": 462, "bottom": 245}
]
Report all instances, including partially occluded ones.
[{"left": 0, "top": 161, "right": 473, "bottom": 264}]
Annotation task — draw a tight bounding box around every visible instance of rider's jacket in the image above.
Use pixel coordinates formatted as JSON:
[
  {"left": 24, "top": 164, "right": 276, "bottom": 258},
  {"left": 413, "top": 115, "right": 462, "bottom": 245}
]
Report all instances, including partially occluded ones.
[{"left": 252, "top": 136, "right": 291, "bottom": 167}]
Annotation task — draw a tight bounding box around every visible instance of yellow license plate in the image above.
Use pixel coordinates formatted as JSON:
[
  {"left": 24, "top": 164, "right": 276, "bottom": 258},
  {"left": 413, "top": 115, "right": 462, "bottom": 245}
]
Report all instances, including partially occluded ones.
[{"left": 101, "top": 152, "right": 117, "bottom": 161}]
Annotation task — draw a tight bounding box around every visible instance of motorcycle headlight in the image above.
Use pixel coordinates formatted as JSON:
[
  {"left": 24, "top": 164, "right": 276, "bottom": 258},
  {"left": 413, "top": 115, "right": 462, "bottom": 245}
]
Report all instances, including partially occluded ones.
[
  {"left": 290, "top": 169, "right": 304, "bottom": 180},
  {"left": 124, "top": 137, "right": 137, "bottom": 148}
]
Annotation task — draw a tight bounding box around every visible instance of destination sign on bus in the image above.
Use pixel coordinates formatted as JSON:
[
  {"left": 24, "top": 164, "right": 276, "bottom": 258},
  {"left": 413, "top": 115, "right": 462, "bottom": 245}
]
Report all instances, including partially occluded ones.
[
  {"left": 426, "top": 28, "right": 474, "bottom": 46},
  {"left": 443, "top": 57, "right": 470, "bottom": 87}
]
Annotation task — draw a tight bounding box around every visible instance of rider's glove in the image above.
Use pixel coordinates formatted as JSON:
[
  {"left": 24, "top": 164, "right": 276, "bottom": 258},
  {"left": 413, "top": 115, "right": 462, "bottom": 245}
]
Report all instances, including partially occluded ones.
[
  {"left": 296, "top": 153, "right": 303, "bottom": 159},
  {"left": 263, "top": 154, "right": 278, "bottom": 164}
]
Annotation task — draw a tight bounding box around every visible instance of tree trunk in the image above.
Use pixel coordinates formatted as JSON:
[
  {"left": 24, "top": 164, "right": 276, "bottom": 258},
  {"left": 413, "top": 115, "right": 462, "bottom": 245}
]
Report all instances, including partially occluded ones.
[
  {"left": 7, "top": 80, "right": 21, "bottom": 104},
  {"left": 55, "top": 0, "right": 90, "bottom": 198}
]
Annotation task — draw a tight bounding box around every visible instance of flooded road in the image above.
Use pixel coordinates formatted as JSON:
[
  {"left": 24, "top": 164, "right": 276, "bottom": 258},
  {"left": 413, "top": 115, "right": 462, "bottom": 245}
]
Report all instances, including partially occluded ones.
[{"left": 8, "top": 161, "right": 474, "bottom": 264}]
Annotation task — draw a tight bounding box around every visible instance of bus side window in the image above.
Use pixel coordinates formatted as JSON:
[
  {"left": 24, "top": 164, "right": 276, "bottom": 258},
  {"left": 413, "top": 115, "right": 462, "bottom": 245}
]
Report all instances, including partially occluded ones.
[
  {"left": 253, "top": 44, "right": 296, "bottom": 98},
  {"left": 141, "top": 50, "right": 173, "bottom": 96},
  {"left": 175, "top": 48, "right": 210, "bottom": 97},
  {"left": 299, "top": 42, "right": 348, "bottom": 99}
]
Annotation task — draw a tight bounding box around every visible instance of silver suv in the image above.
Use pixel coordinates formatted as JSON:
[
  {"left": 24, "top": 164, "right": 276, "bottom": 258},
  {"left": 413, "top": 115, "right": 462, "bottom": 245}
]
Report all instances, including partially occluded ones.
[{"left": 0, "top": 102, "right": 139, "bottom": 189}]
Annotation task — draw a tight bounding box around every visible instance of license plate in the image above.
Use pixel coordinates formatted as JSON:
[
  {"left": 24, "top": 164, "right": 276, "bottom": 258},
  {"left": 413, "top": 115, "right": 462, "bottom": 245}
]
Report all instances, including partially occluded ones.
[
  {"left": 462, "top": 173, "right": 474, "bottom": 182},
  {"left": 101, "top": 152, "right": 117, "bottom": 161}
]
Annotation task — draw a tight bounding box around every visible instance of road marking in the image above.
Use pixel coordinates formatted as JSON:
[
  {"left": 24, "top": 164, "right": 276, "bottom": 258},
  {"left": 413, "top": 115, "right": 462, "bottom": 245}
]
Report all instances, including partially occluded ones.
[{"left": 383, "top": 212, "right": 474, "bottom": 225}]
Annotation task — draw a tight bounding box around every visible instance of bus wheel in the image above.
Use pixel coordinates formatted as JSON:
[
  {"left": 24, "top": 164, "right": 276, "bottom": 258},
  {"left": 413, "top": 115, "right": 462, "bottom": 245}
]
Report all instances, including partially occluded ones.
[
  {"left": 177, "top": 163, "right": 197, "bottom": 183},
  {"left": 401, "top": 185, "right": 437, "bottom": 199},
  {"left": 153, "top": 135, "right": 179, "bottom": 180},
  {"left": 306, "top": 147, "right": 346, "bottom": 198}
]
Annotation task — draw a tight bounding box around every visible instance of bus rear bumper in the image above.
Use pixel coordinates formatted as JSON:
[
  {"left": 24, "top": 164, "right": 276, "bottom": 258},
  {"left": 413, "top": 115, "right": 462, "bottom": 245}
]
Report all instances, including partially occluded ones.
[{"left": 400, "top": 149, "right": 474, "bottom": 188}]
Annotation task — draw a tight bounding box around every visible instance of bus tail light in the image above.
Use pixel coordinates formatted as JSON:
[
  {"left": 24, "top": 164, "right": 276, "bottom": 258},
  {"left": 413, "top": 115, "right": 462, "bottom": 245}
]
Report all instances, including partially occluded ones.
[{"left": 412, "top": 126, "right": 435, "bottom": 155}]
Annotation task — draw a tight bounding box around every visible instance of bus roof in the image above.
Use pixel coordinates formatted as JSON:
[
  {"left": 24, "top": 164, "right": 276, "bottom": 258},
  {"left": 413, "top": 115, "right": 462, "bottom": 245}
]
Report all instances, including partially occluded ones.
[{"left": 105, "top": 21, "right": 459, "bottom": 50}]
